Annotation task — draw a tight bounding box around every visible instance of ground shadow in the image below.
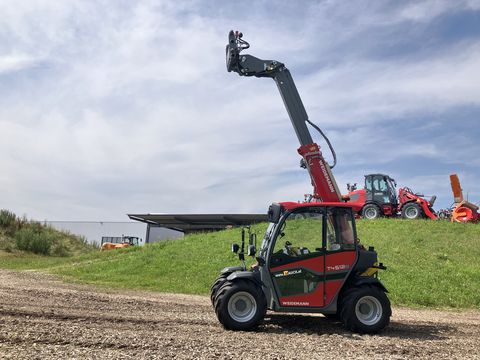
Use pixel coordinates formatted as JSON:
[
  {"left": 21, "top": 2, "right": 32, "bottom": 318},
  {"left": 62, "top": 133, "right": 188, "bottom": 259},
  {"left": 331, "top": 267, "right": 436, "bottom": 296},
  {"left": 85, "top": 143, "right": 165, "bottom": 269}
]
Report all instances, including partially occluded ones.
[{"left": 260, "top": 313, "right": 451, "bottom": 340}]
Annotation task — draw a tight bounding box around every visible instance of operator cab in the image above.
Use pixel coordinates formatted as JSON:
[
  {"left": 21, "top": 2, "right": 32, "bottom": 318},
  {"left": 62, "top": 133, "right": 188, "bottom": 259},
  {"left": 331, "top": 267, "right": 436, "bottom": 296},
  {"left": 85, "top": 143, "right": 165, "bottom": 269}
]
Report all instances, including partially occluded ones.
[
  {"left": 365, "top": 174, "right": 398, "bottom": 208},
  {"left": 267, "top": 204, "right": 356, "bottom": 268},
  {"left": 258, "top": 202, "right": 359, "bottom": 308}
]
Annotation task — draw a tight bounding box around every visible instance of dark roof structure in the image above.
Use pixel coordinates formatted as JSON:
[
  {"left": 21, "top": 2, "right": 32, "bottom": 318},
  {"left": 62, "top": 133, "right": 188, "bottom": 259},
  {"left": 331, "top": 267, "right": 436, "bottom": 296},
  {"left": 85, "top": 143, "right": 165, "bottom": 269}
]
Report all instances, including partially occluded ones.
[{"left": 127, "top": 213, "right": 268, "bottom": 233}]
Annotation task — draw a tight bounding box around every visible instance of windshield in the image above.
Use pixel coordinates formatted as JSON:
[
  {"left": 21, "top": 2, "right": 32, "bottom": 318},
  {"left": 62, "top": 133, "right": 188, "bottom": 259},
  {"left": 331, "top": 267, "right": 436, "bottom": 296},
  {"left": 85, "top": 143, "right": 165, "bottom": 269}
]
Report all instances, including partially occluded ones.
[
  {"left": 259, "top": 223, "right": 275, "bottom": 257},
  {"left": 387, "top": 178, "right": 397, "bottom": 201}
]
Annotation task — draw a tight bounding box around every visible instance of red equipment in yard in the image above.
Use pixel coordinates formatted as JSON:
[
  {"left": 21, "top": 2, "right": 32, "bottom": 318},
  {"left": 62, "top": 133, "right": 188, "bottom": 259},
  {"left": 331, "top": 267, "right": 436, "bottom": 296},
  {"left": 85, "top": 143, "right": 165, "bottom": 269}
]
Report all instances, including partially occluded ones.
[
  {"left": 345, "top": 174, "right": 437, "bottom": 220},
  {"left": 210, "top": 31, "right": 391, "bottom": 335},
  {"left": 449, "top": 174, "right": 480, "bottom": 223}
]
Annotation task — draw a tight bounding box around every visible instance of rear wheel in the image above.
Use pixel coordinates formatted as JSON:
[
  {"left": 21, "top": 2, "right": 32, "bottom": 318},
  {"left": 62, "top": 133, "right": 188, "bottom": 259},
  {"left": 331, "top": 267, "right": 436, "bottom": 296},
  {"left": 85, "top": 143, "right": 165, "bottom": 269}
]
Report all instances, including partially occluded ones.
[
  {"left": 401, "top": 203, "right": 423, "bottom": 219},
  {"left": 339, "top": 285, "right": 391, "bottom": 334},
  {"left": 362, "top": 204, "right": 381, "bottom": 220},
  {"left": 214, "top": 280, "right": 266, "bottom": 331}
]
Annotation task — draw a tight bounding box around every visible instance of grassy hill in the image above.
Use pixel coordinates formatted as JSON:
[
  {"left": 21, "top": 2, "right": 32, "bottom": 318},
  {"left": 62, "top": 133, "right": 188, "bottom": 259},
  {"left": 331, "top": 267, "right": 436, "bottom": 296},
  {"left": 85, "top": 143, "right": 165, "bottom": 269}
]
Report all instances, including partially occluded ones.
[
  {"left": 1, "top": 217, "right": 479, "bottom": 309},
  {"left": 0, "top": 209, "right": 95, "bottom": 257}
]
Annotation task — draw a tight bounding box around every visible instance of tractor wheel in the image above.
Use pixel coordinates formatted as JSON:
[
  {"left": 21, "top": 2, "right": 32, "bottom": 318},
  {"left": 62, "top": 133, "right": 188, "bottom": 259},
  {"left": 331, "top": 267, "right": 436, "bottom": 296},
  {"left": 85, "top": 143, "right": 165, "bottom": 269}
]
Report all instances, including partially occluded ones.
[
  {"left": 214, "top": 280, "right": 266, "bottom": 331},
  {"left": 401, "top": 203, "right": 423, "bottom": 219},
  {"left": 210, "top": 275, "right": 228, "bottom": 307},
  {"left": 339, "top": 285, "right": 391, "bottom": 334},
  {"left": 362, "top": 204, "right": 381, "bottom": 220}
]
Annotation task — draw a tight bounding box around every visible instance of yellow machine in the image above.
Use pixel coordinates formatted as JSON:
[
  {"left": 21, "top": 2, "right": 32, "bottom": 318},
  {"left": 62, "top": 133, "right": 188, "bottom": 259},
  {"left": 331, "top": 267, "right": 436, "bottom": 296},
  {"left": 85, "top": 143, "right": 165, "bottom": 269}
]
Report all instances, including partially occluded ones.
[{"left": 100, "top": 236, "right": 140, "bottom": 251}]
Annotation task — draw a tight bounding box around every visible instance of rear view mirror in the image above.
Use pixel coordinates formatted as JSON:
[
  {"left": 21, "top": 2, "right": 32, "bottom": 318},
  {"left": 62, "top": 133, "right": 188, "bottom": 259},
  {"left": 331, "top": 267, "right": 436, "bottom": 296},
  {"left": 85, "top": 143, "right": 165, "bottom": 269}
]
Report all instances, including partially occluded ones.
[
  {"left": 268, "top": 203, "right": 282, "bottom": 223},
  {"left": 231, "top": 243, "right": 239, "bottom": 253},
  {"left": 247, "top": 245, "right": 256, "bottom": 257}
]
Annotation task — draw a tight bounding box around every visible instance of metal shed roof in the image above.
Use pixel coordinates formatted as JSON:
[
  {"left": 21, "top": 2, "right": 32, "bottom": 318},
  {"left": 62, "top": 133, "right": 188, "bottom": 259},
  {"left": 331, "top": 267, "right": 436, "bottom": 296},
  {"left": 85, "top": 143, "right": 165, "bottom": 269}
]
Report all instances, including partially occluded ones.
[{"left": 127, "top": 213, "right": 268, "bottom": 233}]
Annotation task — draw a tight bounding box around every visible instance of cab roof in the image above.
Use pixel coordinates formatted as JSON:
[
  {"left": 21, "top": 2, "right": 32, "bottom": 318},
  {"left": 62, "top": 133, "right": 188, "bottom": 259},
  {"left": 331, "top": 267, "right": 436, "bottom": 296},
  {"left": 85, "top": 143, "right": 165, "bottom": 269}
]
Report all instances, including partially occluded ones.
[{"left": 279, "top": 201, "right": 354, "bottom": 210}]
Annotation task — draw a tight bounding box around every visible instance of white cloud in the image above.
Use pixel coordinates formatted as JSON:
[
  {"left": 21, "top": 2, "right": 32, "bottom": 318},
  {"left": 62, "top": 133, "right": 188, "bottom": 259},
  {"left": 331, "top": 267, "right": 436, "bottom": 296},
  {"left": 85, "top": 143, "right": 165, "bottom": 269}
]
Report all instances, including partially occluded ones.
[
  {"left": 0, "top": 54, "right": 39, "bottom": 74},
  {"left": 300, "top": 41, "right": 480, "bottom": 126},
  {"left": 0, "top": 1, "right": 479, "bottom": 220},
  {"left": 397, "top": 1, "right": 464, "bottom": 23}
]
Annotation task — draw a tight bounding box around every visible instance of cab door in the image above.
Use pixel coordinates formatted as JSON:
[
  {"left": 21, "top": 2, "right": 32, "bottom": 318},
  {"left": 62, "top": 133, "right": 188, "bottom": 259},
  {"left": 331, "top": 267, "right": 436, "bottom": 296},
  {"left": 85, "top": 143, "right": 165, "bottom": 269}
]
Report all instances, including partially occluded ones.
[
  {"left": 269, "top": 207, "right": 326, "bottom": 307},
  {"left": 323, "top": 207, "right": 357, "bottom": 306}
]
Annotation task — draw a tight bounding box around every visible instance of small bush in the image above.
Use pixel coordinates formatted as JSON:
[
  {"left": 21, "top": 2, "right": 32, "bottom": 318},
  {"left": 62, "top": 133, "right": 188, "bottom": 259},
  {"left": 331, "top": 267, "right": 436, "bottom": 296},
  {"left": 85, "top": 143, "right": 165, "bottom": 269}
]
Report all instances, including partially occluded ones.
[
  {"left": 0, "top": 209, "right": 17, "bottom": 227},
  {"left": 15, "top": 227, "right": 52, "bottom": 255},
  {"left": 4, "top": 243, "right": 13, "bottom": 253},
  {"left": 0, "top": 209, "right": 19, "bottom": 236},
  {"left": 52, "top": 240, "right": 70, "bottom": 257}
]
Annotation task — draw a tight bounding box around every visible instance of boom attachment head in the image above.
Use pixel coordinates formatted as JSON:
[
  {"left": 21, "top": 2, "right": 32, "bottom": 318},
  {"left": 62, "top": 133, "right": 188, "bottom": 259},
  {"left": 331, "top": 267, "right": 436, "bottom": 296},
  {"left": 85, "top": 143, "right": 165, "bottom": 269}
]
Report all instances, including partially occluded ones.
[
  {"left": 225, "top": 30, "right": 283, "bottom": 78},
  {"left": 226, "top": 30, "right": 249, "bottom": 72}
]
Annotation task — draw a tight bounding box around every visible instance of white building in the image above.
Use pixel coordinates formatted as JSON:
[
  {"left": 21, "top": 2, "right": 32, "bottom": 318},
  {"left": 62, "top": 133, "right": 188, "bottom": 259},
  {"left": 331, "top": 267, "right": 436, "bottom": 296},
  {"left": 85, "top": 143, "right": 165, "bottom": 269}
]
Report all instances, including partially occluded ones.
[{"left": 46, "top": 221, "right": 182, "bottom": 246}]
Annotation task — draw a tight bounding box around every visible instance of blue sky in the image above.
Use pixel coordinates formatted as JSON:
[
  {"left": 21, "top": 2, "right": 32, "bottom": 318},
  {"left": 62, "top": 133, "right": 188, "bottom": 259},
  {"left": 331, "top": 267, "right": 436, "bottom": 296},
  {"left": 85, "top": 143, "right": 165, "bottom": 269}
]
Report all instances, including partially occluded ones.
[{"left": 0, "top": 0, "right": 479, "bottom": 220}]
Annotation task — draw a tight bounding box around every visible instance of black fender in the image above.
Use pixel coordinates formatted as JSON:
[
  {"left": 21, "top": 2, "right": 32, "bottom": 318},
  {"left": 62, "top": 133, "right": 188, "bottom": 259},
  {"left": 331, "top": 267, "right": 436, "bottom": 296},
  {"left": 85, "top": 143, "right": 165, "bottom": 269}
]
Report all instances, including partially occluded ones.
[
  {"left": 351, "top": 276, "right": 388, "bottom": 293},
  {"left": 220, "top": 266, "right": 244, "bottom": 276},
  {"left": 226, "top": 270, "right": 263, "bottom": 287}
]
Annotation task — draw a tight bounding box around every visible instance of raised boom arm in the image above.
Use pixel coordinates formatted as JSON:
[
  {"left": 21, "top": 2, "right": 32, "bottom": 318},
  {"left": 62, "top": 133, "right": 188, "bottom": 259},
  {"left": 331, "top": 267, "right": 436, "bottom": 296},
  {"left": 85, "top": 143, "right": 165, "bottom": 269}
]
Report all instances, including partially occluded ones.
[{"left": 226, "top": 31, "right": 342, "bottom": 202}]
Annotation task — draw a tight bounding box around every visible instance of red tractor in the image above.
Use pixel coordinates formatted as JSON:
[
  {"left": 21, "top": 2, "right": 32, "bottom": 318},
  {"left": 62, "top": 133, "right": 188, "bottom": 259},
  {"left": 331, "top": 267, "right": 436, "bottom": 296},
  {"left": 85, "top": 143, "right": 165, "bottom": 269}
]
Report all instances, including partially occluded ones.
[
  {"left": 345, "top": 174, "right": 437, "bottom": 220},
  {"left": 210, "top": 31, "right": 391, "bottom": 334}
]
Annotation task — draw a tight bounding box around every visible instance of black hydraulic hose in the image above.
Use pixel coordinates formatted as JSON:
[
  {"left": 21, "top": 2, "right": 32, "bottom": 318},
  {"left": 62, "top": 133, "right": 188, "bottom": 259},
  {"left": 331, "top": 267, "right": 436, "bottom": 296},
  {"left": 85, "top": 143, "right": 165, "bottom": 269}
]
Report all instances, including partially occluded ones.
[{"left": 305, "top": 119, "right": 337, "bottom": 169}]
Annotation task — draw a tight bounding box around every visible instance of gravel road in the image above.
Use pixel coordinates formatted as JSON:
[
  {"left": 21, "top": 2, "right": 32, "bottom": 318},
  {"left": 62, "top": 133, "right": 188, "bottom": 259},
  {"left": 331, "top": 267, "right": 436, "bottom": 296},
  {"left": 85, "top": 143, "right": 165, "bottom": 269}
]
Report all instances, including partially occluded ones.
[{"left": 0, "top": 269, "right": 478, "bottom": 359}]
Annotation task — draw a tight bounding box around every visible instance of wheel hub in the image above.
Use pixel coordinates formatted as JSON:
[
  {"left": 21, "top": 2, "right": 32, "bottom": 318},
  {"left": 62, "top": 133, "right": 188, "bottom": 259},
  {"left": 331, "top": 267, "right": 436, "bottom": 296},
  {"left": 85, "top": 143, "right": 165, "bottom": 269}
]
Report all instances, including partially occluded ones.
[
  {"left": 235, "top": 299, "right": 247, "bottom": 312},
  {"left": 406, "top": 207, "right": 419, "bottom": 218},
  {"left": 355, "top": 296, "right": 382, "bottom": 326},
  {"left": 365, "top": 208, "right": 377, "bottom": 219},
  {"left": 227, "top": 291, "right": 257, "bottom": 323}
]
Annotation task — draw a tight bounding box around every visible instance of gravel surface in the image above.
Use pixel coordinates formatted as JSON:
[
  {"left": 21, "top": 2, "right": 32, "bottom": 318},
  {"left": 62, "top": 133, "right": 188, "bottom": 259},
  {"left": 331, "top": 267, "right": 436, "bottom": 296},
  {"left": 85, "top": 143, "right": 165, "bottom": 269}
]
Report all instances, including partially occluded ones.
[{"left": 0, "top": 269, "right": 478, "bottom": 359}]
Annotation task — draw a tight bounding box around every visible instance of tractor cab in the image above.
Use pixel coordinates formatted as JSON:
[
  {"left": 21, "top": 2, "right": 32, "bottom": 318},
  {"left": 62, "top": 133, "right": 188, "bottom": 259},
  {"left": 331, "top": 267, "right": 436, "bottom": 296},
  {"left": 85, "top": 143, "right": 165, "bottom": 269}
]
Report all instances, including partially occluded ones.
[
  {"left": 262, "top": 202, "right": 358, "bottom": 308},
  {"left": 364, "top": 174, "right": 398, "bottom": 213}
]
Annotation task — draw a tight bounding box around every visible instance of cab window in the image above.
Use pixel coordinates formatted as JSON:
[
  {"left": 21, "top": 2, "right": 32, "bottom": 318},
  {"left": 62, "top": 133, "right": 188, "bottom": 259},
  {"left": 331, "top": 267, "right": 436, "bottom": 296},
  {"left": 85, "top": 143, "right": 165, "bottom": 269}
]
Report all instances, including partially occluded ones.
[
  {"left": 326, "top": 207, "right": 356, "bottom": 251},
  {"left": 272, "top": 208, "right": 324, "bottom": 261},
  {"left": 372, "top": 177, "right": 388, "bottom": 192}
]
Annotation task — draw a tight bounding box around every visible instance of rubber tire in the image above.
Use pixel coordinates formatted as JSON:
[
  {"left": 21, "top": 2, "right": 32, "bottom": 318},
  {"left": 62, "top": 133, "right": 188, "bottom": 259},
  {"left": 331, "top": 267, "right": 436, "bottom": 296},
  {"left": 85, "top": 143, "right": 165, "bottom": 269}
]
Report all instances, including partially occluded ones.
[
  {"left": 214, "top": 279, "right": 266, "bottom": 331},
  {"left": 339, "top": 285, "right": 391, "bottom": 334},
  {"left": 362, "top": 204, "right": 381, "bottom": 220},
  {"left": 210, "top": 275, "right": 228, "bottom": 307},
  {"left": 401, "top": 203, "right": 423, "bottom": 219}
]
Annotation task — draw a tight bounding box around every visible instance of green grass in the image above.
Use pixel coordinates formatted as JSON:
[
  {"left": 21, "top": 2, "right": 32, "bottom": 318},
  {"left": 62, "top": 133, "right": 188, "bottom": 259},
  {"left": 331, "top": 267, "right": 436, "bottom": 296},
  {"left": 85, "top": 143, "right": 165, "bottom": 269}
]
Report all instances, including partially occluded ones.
[
  {"left": 357, "top": 219, "right": 480, "bottom": 308},
  {"left": 0, "top": 219, "right": 479, "bottom": 309}
]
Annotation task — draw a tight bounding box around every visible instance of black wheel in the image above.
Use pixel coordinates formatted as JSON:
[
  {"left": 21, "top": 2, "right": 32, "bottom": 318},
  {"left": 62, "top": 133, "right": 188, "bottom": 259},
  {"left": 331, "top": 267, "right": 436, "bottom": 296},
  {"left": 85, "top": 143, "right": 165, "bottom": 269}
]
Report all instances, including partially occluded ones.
[
  {"left": 401, "top": 202, "right": 423, "bottom": 219},
  {"left": 339, "top": 285, "right": 391, "bottom": 334},
  {"left": 214, "top": 280, "right": 266, "bottom": 331},
  {"left": 362, "top": 204, "right": 381, "bottom": 220},
  {"left": 210, "top": 275, "right": 228, "bottom": 307}
]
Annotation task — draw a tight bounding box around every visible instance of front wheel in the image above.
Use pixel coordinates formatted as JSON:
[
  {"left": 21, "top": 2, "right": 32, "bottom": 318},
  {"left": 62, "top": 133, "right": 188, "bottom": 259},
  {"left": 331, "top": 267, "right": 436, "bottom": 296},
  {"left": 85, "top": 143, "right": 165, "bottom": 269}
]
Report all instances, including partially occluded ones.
[
  {"left": 362, "top": 204, "right": 381, "bottom": 220},
  {"left": 214, "top": 280, "right": 266, "bottom": 331},
  {"left": 339, "top": 285, "right": 391, "bottom": 334},
  {"left": 210, "top": 275, "right": 228, "bottom": 307},
  {"left": 401, "top": 202, "right": 423, "bottom": 219}
]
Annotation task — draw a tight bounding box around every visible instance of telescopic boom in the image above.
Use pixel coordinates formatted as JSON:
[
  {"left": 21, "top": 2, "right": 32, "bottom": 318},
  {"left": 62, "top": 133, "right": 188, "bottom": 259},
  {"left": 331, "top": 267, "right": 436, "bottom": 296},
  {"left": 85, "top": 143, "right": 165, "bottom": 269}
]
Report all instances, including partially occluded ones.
[{"left": 226, "top": 30, "right": 342, "bottom": 202}]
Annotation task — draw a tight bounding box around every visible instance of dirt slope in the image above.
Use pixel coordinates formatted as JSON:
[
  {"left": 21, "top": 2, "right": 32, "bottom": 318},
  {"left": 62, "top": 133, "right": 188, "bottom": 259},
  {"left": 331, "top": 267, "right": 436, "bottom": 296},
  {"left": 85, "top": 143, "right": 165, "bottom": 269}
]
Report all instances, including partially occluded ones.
[{"left": 0, "top": 269, "right": 478, "bottom": 359}]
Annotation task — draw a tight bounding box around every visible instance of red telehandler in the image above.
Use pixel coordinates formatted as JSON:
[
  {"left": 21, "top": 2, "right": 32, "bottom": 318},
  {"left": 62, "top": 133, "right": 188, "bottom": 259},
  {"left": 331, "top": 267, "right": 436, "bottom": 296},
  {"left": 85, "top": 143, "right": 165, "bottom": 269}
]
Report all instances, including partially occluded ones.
[
  {"left": 210, "top": 31, "right": 391, "bottom": 334},
  {"left": 344, "top": 174, "right": 437, "bottom": 220}
]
